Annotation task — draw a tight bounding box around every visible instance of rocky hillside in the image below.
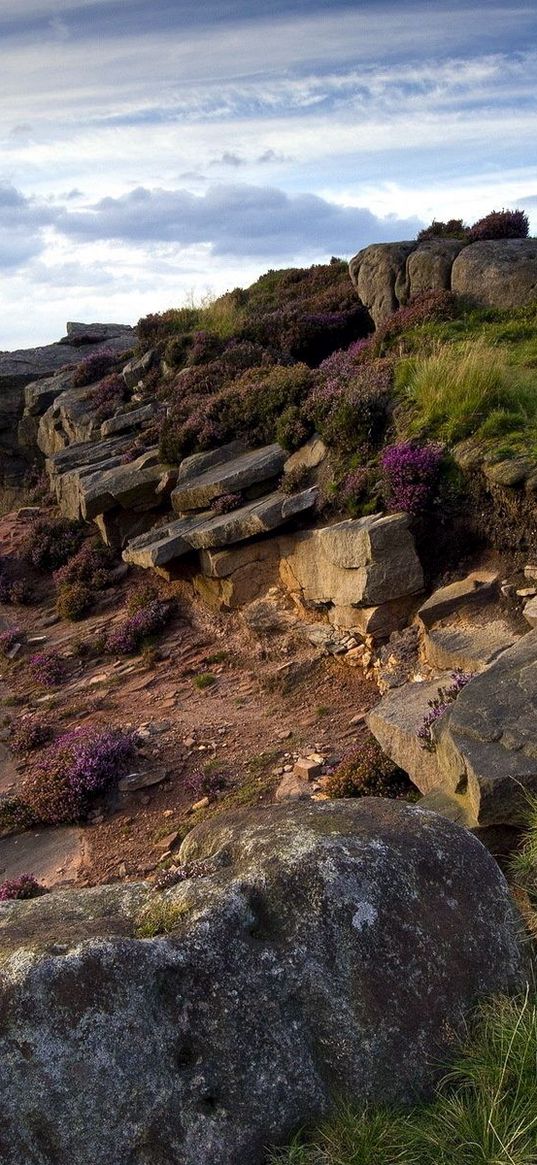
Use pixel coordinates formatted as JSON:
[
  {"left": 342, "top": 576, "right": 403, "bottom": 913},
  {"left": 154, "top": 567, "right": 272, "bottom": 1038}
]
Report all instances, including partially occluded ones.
[{"left": 0, "top": 235, "right": 536, "bottom": 1163}]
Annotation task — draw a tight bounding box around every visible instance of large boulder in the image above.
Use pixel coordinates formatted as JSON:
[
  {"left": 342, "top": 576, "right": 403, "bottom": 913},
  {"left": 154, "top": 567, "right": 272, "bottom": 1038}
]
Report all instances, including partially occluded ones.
[
  {"left": 0, "top": 799, "right": 525, "bottom": 1165},
  {"left": 451, "top": 239, "right": 537, "bottom": 309},
  {"left": 437, "top": 629, "right": 537, "bottom": 825},
  {"left": 349, "top": 238, "right": 537, "bottom": 326}
]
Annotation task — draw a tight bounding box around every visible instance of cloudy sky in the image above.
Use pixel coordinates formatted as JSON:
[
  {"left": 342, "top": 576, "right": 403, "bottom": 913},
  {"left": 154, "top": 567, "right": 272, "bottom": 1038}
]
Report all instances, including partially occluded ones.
[{"left": 1, "top": 0, "right": 536, "bottom": 349}]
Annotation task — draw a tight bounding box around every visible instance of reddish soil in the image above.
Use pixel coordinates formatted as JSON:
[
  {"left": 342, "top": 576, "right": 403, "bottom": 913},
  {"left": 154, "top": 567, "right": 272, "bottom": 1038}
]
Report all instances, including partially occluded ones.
[{"left": 0, "top": 509, "right": 379, "bottom": 887}]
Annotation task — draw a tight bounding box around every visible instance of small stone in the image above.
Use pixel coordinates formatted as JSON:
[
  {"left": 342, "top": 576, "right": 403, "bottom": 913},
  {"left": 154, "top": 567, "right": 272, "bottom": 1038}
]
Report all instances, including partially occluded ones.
[
  {"left": 192, "top": 796, "right": 210, "bottom": 812},
  {"left": 275, "top": 772, "right": 311, "bottom": 802},
  {"left": 294, "top": 757, "right": 323, "bottom": 781},
  {"left": 350, "top": 713, "right": 367, "bottom": 725},
  {"left": 118, "top": 863, "right": 127, "bottom": 878},
  {"left": 155, "top": 831, "right": 180, "bottom": 851},
  {"left": 6, "top": 643, "right": 22, "bottom": 660},
  {"left": 118, "top": 770, "right": 167, "bottom": 793},
  {"left": 163, "top": 809, "right": 174, "bottom": 818},
  {"left": 516, "top": 587, "right": 536, "bottom": 598},
  {"left": 184, "top": 736, "right": 196, "bottom": 748},
  {"left": 41, "top": 613, "right": 60, "bottom": 627},
  {"left": 27, "top": 635, "right": 47, "bottom": 645},
  {"left": 524, "top": 565, "right": 537, "bottom": 581},
  {"left": 276, "top": 729, "right": 292, "bottom": 741},
  {"left": 283, "top": 764, "right": 293, "bottom": 773}
]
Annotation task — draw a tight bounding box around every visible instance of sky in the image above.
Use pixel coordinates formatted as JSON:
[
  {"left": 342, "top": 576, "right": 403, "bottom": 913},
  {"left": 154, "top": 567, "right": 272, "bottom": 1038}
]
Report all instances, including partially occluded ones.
[{"left": 1, "top": 0, "right": 537, "bottom": 350}]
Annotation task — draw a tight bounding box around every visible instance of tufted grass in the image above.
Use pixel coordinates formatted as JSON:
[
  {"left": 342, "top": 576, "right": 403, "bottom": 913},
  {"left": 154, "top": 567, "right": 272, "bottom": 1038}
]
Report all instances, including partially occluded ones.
[
  {"left": 135, "top": 897, "right": 189, "bottom": 938},
  {"left": 268, "top": 991, "right": 537, "bottom": 1165},
  {"left": 396, "top": 338, "right": 537, "bottom": 446}
]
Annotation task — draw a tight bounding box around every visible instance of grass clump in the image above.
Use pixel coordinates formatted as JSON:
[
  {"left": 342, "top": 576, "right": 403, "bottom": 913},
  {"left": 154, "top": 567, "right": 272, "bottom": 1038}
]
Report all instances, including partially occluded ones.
[
  {"left": 270, "top": 991, "right": 537, "bottom": 1164},
  {"left": 193, "top": 672, "right": 216, "bottom": 690},
  {"left": 397, "top": 338, "right": 537, "bottom": 445},
  {"left": 135, "top": 897, "right": 189, "bottom": 938}
]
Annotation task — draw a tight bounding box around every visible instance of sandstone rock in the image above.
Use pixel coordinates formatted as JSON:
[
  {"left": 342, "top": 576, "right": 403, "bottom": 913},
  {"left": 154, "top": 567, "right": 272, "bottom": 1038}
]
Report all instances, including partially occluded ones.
[
  {"left": 283, "top": 435, "right": 327, "bottom": 474},
  {"left": 122, "top": 349, "right": 154, "bottom": 389},
  {"left": 417, "top": 571, "right": 499, "bottom": 628},
  {"left": 176, "top": 440, "right": 248, "bottom": 483},
  {"left": 123, "top": 488, "right": 318, "bottom": 568},
  {"left": 100, "top": 401, "right": 159, "bottom": 438},
  {"left": 274, "top": 771, "right": 311, "bottom": 801},
  {"left": 523, "top": 596, "right": 537, "bottom": 628},
  {"left": 405, "top": 238, "right": 465, "bottom": 298},
  {"left": 23, "top": 367, "right": 75, "bottom": 417},
  {"left": 349, "top": 241, "right": 415, "bottom": 325},
  {"left": 451, "top": 238, "right": 537, "bottom": 310},
  {"left": 437, "top": 630, "right": 537, "bottom": 825},
  {"left": 63, "top": 321, "right": 135, "bottom": 346},
  {"left": 280, "top": 513, "right": 423, "bottom": 610},
  {"left": 367, "top": 677, "right": 451, "bottom": 795},
  {"left": 423, "top": 620, "right": 518, "bottom": 673},
  {"left": 171, "top": 444, "right": 286, "bottom": 513},
  {"left": 0, "top": 800, "right": 524, "bottom": 1165},
  {"left": 483, "top": 457, "right": 536, "bottom": 487}
]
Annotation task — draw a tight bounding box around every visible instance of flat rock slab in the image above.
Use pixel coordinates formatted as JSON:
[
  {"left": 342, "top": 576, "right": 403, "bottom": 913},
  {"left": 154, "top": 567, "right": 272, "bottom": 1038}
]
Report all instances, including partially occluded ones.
[
  {"left": 171, "top": 443, "right": 286, "bottom": 513},
  {"left": 367, "top": 676, "right": 451, "bottom": 795},
  {"left": 424, "top": 620, "right": 518, "bottom": 673},
  {"left": 0, "top": 826, "right": 84, "bottom": 888},
  {"left": 417, "top": 571, "right": 499, "bottom": 629},
  {"left": 123, "top": 487, "right": 318, "bottom": 568},
  {"left": 437, "top": 629, "right": 537, "bottom": 826}
]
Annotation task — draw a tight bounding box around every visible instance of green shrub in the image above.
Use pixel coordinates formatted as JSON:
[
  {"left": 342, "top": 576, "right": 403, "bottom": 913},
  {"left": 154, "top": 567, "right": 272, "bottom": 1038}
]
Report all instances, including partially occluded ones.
[
  {"left": 417, "top": 218, "right": 470, "bottom": 241},
  {"left": 57, "top": 582, "right": 93, "bottom": 621},
  {"left": 193, "top": 672, "right": 216, "bottom": 690}
]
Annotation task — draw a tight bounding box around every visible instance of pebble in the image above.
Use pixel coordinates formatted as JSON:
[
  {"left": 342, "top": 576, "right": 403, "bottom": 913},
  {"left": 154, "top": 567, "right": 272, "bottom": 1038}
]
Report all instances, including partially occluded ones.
[
  {"left": 155, "top": 830, "right": 180, "bottom": 851},
  {"left": 118, "top": 863, "right": 127, "bottom": 878},
  {"left": 192, "top": 796, "right": 210, "bottom": 811}
]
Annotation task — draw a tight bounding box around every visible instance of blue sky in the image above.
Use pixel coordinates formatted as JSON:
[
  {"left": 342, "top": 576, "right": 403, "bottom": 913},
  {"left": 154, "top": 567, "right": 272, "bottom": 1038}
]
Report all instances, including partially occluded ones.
[{"left": 1, "top": 0, "right": 536, "bottom": 348}]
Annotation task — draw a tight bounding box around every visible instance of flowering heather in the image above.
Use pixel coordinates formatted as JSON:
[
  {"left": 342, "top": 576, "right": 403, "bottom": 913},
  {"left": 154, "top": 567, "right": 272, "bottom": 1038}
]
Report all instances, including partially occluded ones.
[
  {"left": 22, "top": 515, "right": 85, "bottom": 572},
  {"left": 86, "top": 373, "right": 127, "bottom": 421},
  {"left": 29, "top": 650, "right": 67, "bottom": 688},
  {"left": 381, "top": 440, "right": 444, "bottom": 516},
  {"left": 469, "top": 208, "right": 529, "bottom": 241},
  {"left": 0, "top": 628, "right": 22, "bottom": 657},
  {"left": 375, "top": 291, "right": 459, "bottom": 346},
  {"left": 105, "top": 599, "right": 173, "bottom": 655},
  {"left": 183, "top": 767, "right": 230, "bottom": 801},
  {"left": 210, "top": 493, "right": 242, "bottom": 514},
  {"left": 11, "top": 715, "right": 54, "bottom": 756},
  {"left": 325, "top": 735, "right": 414, "bottom": 800},
  {"left": 72, "top": 348, "right": 116, "bottom": 388},
  {"left": 54, "top": 541, "right": 114, "bottom": 590},
  {"left": 417, "top": 672, "right": 473, "bottom": 752},
  {"left": 0, "top": 873, "right": 48, "bottom": 901},
  {"left": 22, "top": 726, "right": 136, "bottom": 825},
  {"left": 187, "top": 330, "right": 225, "bottom": 366},
  {"left": 308, "top": 358, "right": 392, "bottom": 454},
  {"left": 340, "top": 467, "right": 371, "bottom": 512}
]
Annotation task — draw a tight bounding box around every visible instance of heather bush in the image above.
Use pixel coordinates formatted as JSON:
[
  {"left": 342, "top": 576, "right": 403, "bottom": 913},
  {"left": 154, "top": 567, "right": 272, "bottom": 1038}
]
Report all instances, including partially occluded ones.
[
  {"left": 53, "top": 540, "right": 115, "bottom": 590},
  {"left": 275, "top": 404, "right": 313, "bottom": 451},
  {"left": 0, "top": 873, "right": 48, "bottom": 901},
  {"left": 469, "top": 208, "right": 529, "bottom": 241},
  {"left": 325, "top": 735, "right": 414, "bottom": 799},
  {"left": 279, "top": 465, "right": 311, "bottom": 495},
  {"left": 374, "top": 290, "right": 460, "bottom": 350},
  {"left": 0, "top": 796, "right": 36, "bottom": 835},
  {"left": 308, "top": 356, "right": 392, "bottom": 454},
  {"left": 86, "top": 373, "right": 128, "bottom": 421},
  {"left": 0, "top": 575, "right": 33, "bottom": 605},
  {"left": 105, "top": 598, "right": 174, "bottom": 655},
  {"left": 381, "top": 441, "right": 444, "bottom": 516},
  {"left": 417, "top": 672, "right": 473, "bottom": 751},
  {"left": 417, "top": 218, "right": 469, "bottom": 241},
  {"left": 56, "top": 581, "right": 93, "bottom": 621},
  {"left": 339, "top": 466, "right": 373, "bottom": 516},
  {"left": 21, "top": 515, "right": 85, "bottom": 572},
  {"left": 138, "top": 306, "right": 201, "bottom": 348},
  {"left": 183, "top": 767, "right": 229, "bottom": 800},
  {"left": 125, "top": 578, "right": 162, "bottom": 615},
  {"left": 187, "top": 330, "right": 225, "bottom": 366},
  {"left": 21, "top": 726, "right": 135, "bottom": 825},
  {"left": 210, "top": 492, "right": 242, "bottom": 514},
  {"left": 29, "top": 650, "right": 67, "bottom": 688},
  {"left": 0, "top": 628, "right": 22, "bottom": 657},
  {"left": 72, "top": 348, "right": 117, "bottom": 388},
  {"left": 164, "top": 333, "right": 193, "bottom": 369},
  {"left": 11, "top": 714, "right": 54, "bottom": 756},
  {"left": 244, "top": 305, "right": 369, "bottom": 365}
]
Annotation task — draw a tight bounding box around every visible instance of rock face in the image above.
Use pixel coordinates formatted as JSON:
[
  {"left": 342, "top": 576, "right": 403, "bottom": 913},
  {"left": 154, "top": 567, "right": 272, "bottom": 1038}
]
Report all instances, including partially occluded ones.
[
  {"left": 0, "top": 799, "right": 525, "bottom": 1165},
  {"left": 437, "top": 630, "right": 537, "bottom": 825},
  {"left": 349, "top": 238, "right": 537, "bottom": 325},
  {"left": 0, "top": 322, "right": 135, "bottom": 482},
  {"left": 171, "top": 443, "right": 287, "bottom": 514}
]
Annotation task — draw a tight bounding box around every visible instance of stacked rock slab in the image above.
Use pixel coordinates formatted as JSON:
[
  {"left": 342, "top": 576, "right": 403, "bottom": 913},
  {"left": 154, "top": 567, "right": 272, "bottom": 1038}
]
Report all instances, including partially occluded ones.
[
  {"left": 0, "top": 800, "right": 525, "bottom": 1165},
  {"left": 349, "top": 237, "right": 537, "bottom": 326},
  {"left": 0, "top": 321, "right": 135, "bottom": 483}
]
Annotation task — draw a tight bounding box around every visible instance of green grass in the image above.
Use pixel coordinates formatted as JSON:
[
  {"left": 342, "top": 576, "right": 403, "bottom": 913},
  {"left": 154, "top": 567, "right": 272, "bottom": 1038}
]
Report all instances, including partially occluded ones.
[
  {"left": 135, "top": 897, "right": 189, "bottom": 938},
  {"left": 193, "top": 672, "right": 217, "bottom": 690},
  {"left": 396, "top": 338, "right": 537, "bottom": 447},
  {"left": 269, "top": 992, "right": 537, "bottom": 1164}
]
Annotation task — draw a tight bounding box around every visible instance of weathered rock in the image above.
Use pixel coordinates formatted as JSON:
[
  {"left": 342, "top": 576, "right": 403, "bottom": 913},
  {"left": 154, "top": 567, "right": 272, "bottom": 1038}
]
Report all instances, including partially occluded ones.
[
  {"left": 123, "top": 488, "right": 318, "bottom": 568},
  {"left": 280, "top": 513, "right": 423, "bottom": 609},
  {"left": 62, "top": 321, "right": 135, "bottom": 346},
  {"left": 23, "top": 367, "right": 75, "bottom": 417},
  {"left": 176, "top": 440, "right": 248, "bottom": 483},
  {"left": 451, "top": 239, "right": 537, "bottom": 310},
  {"left": 195, "top": 539, "right": 281, "bottom": 609},
  {"left": 349, "top": 238, "right": 537, "bottom": 326},
  {"left": 483, "top": 457, "right": 536, "bottom": 487},
  {"left": 367, "top": 677, "right": 450, "bottom": 794},
  {"left": 423, "top": 620, "right": 518, "bottom": 673},
  {"left": 349, "top": 241, "right": 416, "bottom": 326},
  {"left": 437, "top": 630, "right": 537, "bottom": 825},
  {"left": 122, "top": 349, "right": 154, "bottom": 389},
  {"left": 523, "top": 596, "right": 537, "bottom": 628},
  {"left": 417, "top": 571, "right": 499, "bottom": 629},
  {"left": 171, "top": 443, "right": 287, "bottom": 514},
  {"left": 0, "top": 799, "right": 525, "bottom": 1165},
  {"left": 283, "top": 435, "right": 327, "bottom": 474},
  {"left": 100, "top": 401, "right": 159, "bottom": 438}
]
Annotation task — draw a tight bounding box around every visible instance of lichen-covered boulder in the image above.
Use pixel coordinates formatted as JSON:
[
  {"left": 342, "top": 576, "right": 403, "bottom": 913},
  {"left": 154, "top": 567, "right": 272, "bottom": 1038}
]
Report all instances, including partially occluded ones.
[
  {"left": 451, "top": 239, "right": 537, "bottom": 309},
  {"left": 0, "top": 799, "right": 525, "bottom": 1165}
]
